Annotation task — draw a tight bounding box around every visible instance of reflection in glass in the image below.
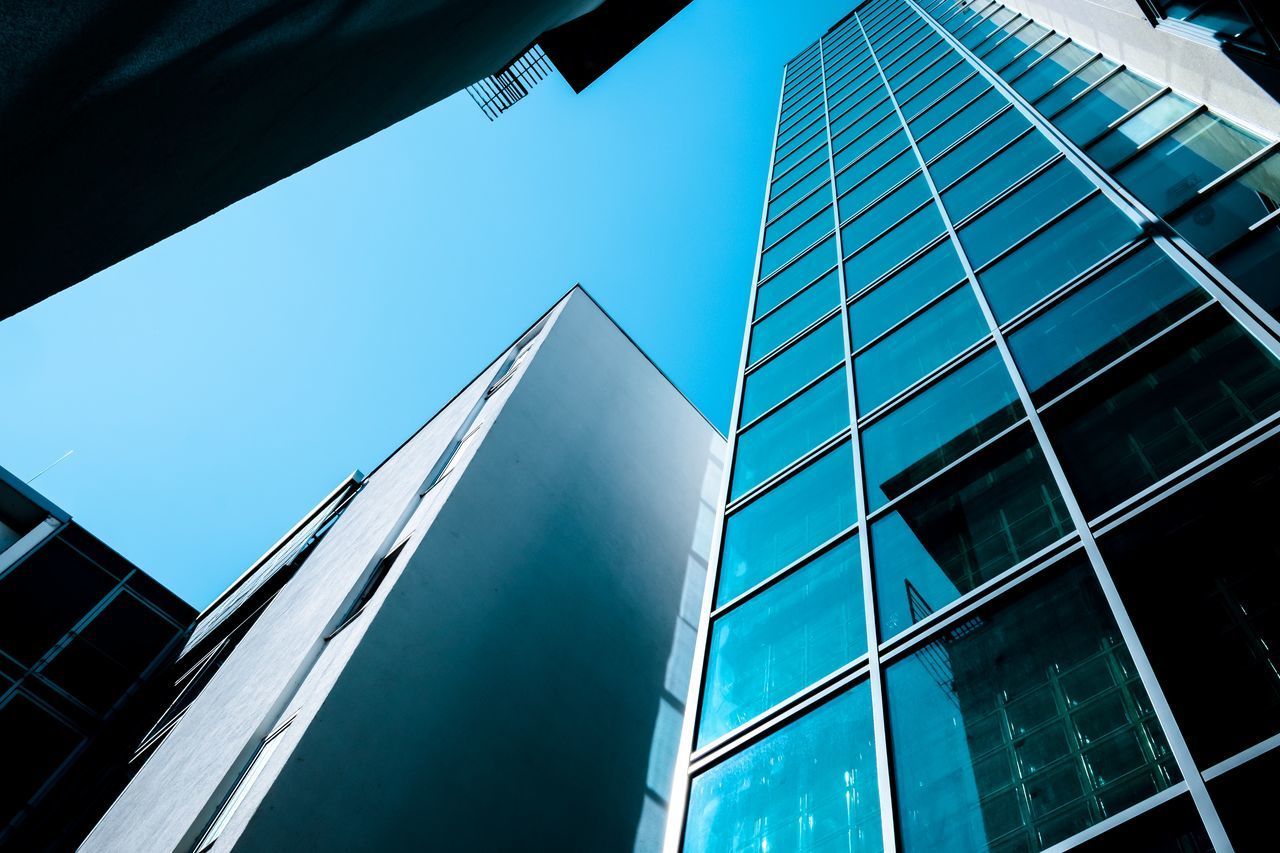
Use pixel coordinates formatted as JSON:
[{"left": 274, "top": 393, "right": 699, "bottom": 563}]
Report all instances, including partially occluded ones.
[
  {"left": 845, "top": 204, "right": 948, "bottom": 293},
  {"left": 842, "top": 176, "right": 933, "bottom": 253},
  {"left": 919, "top": 90, "right": 1007, "bottom": 161},
  {"left": 732, "top": 369, "right": 849, "bottom": 500},
  {"left": 750, "top": 270, "right": 840, "bottom": 364},
  {"left": 887, "top": 562, "right": 1179, "bottom": 852},
  {"left": 1172, "top": 152, "right": 1280, "bottom": 257},
  {"left": 741, "top": 315, "right": 844, "bottom": 424},
  {"left": 685, "top": 682, "right": 882, "bottom": 853},
  {"left": 862, "top": 349, "right": 1023, "bottom": 510},
  {"left": 1054, "top": 70, "right": 1160, "bottom": 145},
  {"left": 761, "top": 205, "right": 834, "bottom": 279},
  {"left": 1086, "top": 91, "right": 1196, "bottom": 169},
  {"left": 854, "top": 287, "right": 989, "bottom": 413},
  {"left": 871, "top": 428, "right": 1071, "bottom": 638},
  {"left": 1008, "top": 244, "right": 1209, "bottom": 402},
  {"left": 928, "top": 108, "right": 1028, "bottom": 187},
  {"left": 756, "top": 236, "right": 837, "bottom": 316},
  {"left": 849, "top": 241, "right": 966, "bottom": 346},
  {"left": 942, "top": 132, "right": 1057, "bottom": 222},
  {"left": 1046, "top": 308, "right": 1280, "bottom": 517},
  {"left": 838, "top": 152, "right": 919, "bottom": 222},
  {"left": 699, "top": 536, "right": 866, "bottom": 746},
  {"left": 1217, "top": 227, "right": 1280, "bottom": 321},
  {"left": 959, "top": 160, "right": 1092, "bottom": 268},
  {"left": 719, "top": 443, "right": 857, "bottom": 605}
]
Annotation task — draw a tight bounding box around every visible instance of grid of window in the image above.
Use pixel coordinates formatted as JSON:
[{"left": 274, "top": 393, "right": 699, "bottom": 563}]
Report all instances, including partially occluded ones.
[{"left": 674, "top": 1, "right": 1280, "bottom": 851}]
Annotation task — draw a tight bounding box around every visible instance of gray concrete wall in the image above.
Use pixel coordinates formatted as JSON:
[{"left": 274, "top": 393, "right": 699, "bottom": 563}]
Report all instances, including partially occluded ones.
[
  {"left": 994, "top": 0, "right": 1280, "bottom": 134},
  {"left": 81, "top": 289, "right": 724, "bottom": 852}
]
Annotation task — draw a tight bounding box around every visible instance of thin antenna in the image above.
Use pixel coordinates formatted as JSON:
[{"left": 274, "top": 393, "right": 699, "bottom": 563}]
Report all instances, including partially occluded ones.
[{"left": 28, "top": 450, "right": 74, "bottom": 484}]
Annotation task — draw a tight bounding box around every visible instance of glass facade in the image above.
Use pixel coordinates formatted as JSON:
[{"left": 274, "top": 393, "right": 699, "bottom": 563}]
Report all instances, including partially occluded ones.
[{"left": 675, "top": 1, "right": 1280, "bottom": 851}]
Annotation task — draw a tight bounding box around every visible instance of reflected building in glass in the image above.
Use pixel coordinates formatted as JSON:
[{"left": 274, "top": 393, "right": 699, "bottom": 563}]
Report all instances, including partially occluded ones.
[{"left": 669, "top": 1, "right": 1280, "bottom": 851}]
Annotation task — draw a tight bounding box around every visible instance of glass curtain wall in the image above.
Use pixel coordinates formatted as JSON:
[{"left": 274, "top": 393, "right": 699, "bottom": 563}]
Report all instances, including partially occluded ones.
[{"left": 675, "top": 1, "right": 1280, "bottom": 851}]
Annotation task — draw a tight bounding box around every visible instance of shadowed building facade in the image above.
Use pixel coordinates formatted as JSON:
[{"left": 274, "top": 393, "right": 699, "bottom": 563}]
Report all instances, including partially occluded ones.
[
  {"left": 667, "top": 1, "right": 1280, "bottom": 851},
  {"left": 82, "top": 288, "right": 724, "bottom": 852}
]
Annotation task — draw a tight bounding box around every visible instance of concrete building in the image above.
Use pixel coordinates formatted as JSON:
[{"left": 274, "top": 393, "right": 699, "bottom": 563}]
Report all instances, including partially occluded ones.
[
  {"left": 667, "top": 1, "right": 1280, "bottom": 851},
  {"left": 0, "top": 0, "right": 691, "bottom": 320},
  {"left": 83, "top": 287, "right": 724, "bottom": 852},
  {"left": 0, "top": 466, "right": 195, "bottom": 850}
]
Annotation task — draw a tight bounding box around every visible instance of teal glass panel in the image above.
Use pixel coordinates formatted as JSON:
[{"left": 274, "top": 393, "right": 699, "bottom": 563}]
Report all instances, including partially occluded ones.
[
  {"left": 1086, "top": 91, "right": 1195, "bottom": 169},
  {"left": 887, "top": 41, "right": 950, "bottom": 90},
  {"left": 1010, "top": 40, "right": 1094, "bottom": 103},
  {"left": 1046, "top": 308, "right": 1280, "bottom": 517},
  {"left": 959, "top": 160, "right": 1092, "bottom": 269},
  {"left": 685, "top": 682, "right": 882, "bottom": 853},
  {"left": 835, "top": 116, "right": 904, "bottom": 172},
  {"left": 896, "top": 56, "right": 966, "bottom": 105},
  {"left": 983, "top": 22, "right": 1050, "bottom": 72},
  {"left": 942, "top": 132, "right": 1057, "bottom": 222},
  {"left": 765, "top": 184, "right": 831, "bottom": 248},
  {"left": 718, "top": 443, "right": 857, "bottom": 605},
  {"left": 757, "top": 236, "right": 837, "bottom": 316},
  {"left": 741, "top": 315, "right": 844, "bottom": 425},
  {"left": 774, "top": 130, "right": 827, "bottom": 180},
  {"left": 998, "top": 32, "right": 1066, "bottom": 82},
  {"left": 927, "top": 107, "right": 1028, "bottom": 186},
  {"left": 837, "top": 152, "right": 919, "bottom": 222},
  {"left": 1114, "top": 111, "right": 1265, "bottom": 216},
  {"left": 854, "top": 287, "right": 989, "bottom": 412},
  {"left": 768, "top": 165, "right": 830, "bottom": 222},
  {"left": 1009, "top": 244, "right": 1210, "bottom": 402},
  {"left": 761, "top": 206, "right": 834, "bottom": 279},
  {"left": 829, "top": 78, "right": 883, "bottom": 128},
  {"left": 1172, "top": 152, "right": 1280, "bottom": 257},
  {"left": 829, "top": 70, "right": 879, "bottom": 114},
  {"left": 901, "top": 62, "right": 974, "bottom": 120},
  {"left": 842, "top": 177, "right": 933, "bottom": 253},
  {"left": 1217, "top": 226, "right": 1280, "bottom": 322},
  {"left": 1036, "top": 56, "right": 1119, "bottom": 118},
  {"left": 837, "top": 133, "right": 911, "bottom": 194},
  {"left": 772, "top": 147, "right": 831, "bottom": 199},
  {"left": 732, "top": 369, "right": 849, "bottom": 500},
  {"left": 1055, "top": 70, "right": 1160, "bottom": 145},
  {"left": 918, "top": 90, "right": 1007, "bottom": 160},
  {"left": 849, "top": 242, "right": 966, "bottom": 346},
  {"left": 775, "top": 116, "right": 822, "bottom": 165},
  {"left": 832, "top": 97, "right": 895, "bottom": 145},
  {"left": 699, "top": 537, "right": 866, "bottom": 746},
  {"left": 910, "top": 76, "right": 991, "bottom": 139},
  {"left": 750, "top": 269, "right": 840, "bottom": 362},
  {"left": 978, "top": 195, "right": 1140, "bottom": 321},
  {"left": 845, "top": 204, "right": 948, "bottom": 293},
  {"left": 887, "top": 562, "right": 1178, "bottom": 852},
  {"left": 862, "top": 349, "right": 1023, "bottom": 510}
]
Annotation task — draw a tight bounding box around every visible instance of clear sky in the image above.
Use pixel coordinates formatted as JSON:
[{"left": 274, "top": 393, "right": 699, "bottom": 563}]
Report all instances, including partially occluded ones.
[{"left": 0, "top": 0, "right": 853, "bottom": 607}]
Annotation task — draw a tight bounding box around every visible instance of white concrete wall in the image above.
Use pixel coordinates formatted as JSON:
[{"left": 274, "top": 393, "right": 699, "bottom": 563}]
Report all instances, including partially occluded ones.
[{"left": 82, "top": 289, "right": 724, "bottom": 852}]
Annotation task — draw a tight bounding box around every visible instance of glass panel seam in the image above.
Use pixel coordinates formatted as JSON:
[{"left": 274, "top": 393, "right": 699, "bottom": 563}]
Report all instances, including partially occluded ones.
[
  {"left": 709, "top": 524, "right": 860, "bottom": 620},
  {"left": 752, "top": 264, "right": 838, "bottom": 324},
  {"left": 846, "top": 233, "right": 951, "bottom": 301},
  {"left": 1101, "top": 103, "right": 1205, "bottom": 173},
  {"left": 724, "top": 427, "right": 852, "bottom": 513},
  {"left": 738, "top": 361, "right": 844, "bottom": 432},
  {"left": 746, "top": 304, "right": 843, "bottom": 371},
  {"left": 948, "top": 152, "right": 1067, "bottom": 230},
  {"left": 851, "top": 278, "right": 970, "bottom": 356},
  {"left": 856, "top": 334, "right": 995, "bottom": 424}
]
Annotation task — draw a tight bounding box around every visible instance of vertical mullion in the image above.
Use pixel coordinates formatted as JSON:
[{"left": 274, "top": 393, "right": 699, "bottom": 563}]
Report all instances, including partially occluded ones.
[
  {"left": 823, "top": 19, "right": 899, "bottom": 853},
  {"left": 898, "top": 2, "right": 1235, "bottom": 849},
  {"left": 660, "top": 58, "right": 795, "bottom": 853}
]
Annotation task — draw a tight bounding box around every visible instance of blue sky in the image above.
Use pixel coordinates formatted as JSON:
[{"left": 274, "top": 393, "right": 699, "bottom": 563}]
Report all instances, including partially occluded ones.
[{"left": 0, "top": 0, "right": 852, "bottom": 607}]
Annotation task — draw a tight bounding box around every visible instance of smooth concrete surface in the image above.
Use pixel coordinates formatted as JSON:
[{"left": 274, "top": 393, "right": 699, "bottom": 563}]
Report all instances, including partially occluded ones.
[{"left": 80, "top": 289, "right": 724, "bottom": 852}]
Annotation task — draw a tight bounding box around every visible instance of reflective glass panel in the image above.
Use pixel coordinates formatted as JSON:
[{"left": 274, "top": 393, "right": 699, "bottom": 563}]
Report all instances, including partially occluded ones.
[
  {"left": 942, "top": 132, "right": 1058, "bottom": 222},
  {"left": 742, "top": 315, "right": 844, "bottom": 424},
  {"left": 719, "top": 444, "right": 857, "bottom": 605},
  {"left": 1010, "top": 40, "right": 1094, "bottom": 103},
  {"left": 849, "top": 242, "right": 966, "bottom": 347},
  {"left": 872, "top": 428, "right": 1071, "bottom": 638},
  {"left": 750, "top": 269, "right": 841, "bottom": 363},
  {"left": 928, "top": 107, "right": 1029, "bottom": 187},
  {"left": 1036, "top": 56, "right": 1119, "bottom": 118},
  {"left": 732, "top": 369, "right": 849, "bottom": 500},
  {"left": 842, "top": 177, "right": 933, "bottom": 253},
  {"left": 862, "top": 349, "right": 1024, "bottom": 510},
  {"left": 1217, "top": 226, "right": 1280, "bottom": 322},
  {"left": 959, "top": 160, "right": 1092, "bottom": 268},
  {"left": 761, "top": 206, "right": 834, "bottom": 279},
  {"left": 768, "top": 165, "right": 830, "bottom": 222},
  {"left": 888, "top": 561, "right": 1178, "bottom": 852},
  {"left": 1172, "top": 152, "right": 1280, "bottom": 256},
  {"left": 699, "top": 537, "right": 866, "bottom": 746},
  {"left": 1009, "top": 244, "right": 1210, "bottom": 402},
  {"left": 685, "top": 682, "right": 882, "bottom": 853},
  {"left": 1046, "top": 308, "right": 1280, "bottom": 517},
  {"left": 978, "top": 195, "right": 1139, "bottom": 321},
  {"left": 1054, "top": 70, "right": 1160, "bottom": 145},
  {"left": 1086, "top": 91, "right": 1195, "bottom": 169},
  {"left": 838, "top": 133, "right": 911, "bottom": 195},
  {"left": 765, "top": 185, "right": 830, "bottom": 248},
  {"left": 910, "top": 76, "right": 991, "bottom": 139},
  {"left": 919, "top": 90, "right": 1008, "bottom": 160},
  {"left": 983, "top": 22, "right": 1050, "bottom": 72},
  {"left": 838, "top": 152, "right": 919, "bottom": 222},
  {"left": 855, "top": 287, "right": 989, "bottom": 412},
  {"left": 845, "top": 205, "right": 948, "bottom": 293},
  {"left": 756, "top": 236, "right": 837, "bottom": 317}
]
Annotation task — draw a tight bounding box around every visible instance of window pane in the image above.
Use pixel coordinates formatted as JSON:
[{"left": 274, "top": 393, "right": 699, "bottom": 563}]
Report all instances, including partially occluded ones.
[
  {"left": 772, "top": 147, "right": 831, "bottom": 200},
  {"left": 741, "top": 315, "right": 844, "bottom": 424},
  {"left": 842, "top": 176, "right": 933, "bottom": 253},
  {"left": 685, "top": 682, "right": 882, "bottom": 853},
  {"left": 838, "top": 133, "right": 911, "bottom": 195},
  {"left": 775, "top": 130, "right": 826, "bottom": 179},
  {"left": 910, "top": 76, "right": 991, "bottom": 139},
  {"left": 863, "top": 349, "right": 1024, "bottom": 510},
  {"left": 999, "top": 32, "right": 1066, "bottom": 84},
  {"left": 699, "top": 537, "right": 866, "bottom": 746},
  {"left": 919, "top": 90, "right": 1007, "bottom": 160},
  {"left": 942, "top": 132, "right": 1057, "bottom": 222},
  {"left": 1172, "top": 152, "right": 1280, "bottom": 257},
  {"left": 768, "top": 165, "right": 830, "bottom": 222},
  {"left": 765, "top": 184, "right": 829, "bottom": 248},
  {"left": 756, "top": 236, "right": 837, "bottom": 317},
  {"left": 1114, "top": 112, "right": 1265, "bottom": 217},
  {"left": 832, "top": 98, "right": 895, "bottom": 148},
  {"left": 1054, "top": 70, "right": 1160, "bottom": 145},
  {"left": 960, "top": 160, "right": 1092, "bottom": 269},
  {"left": 845, "top": 205, "right": 948, "bottom": 293},
  {"left": 838, "top": 152, "right": 919, "bottom": 222},
  {"left": 887, "top": 561, "right": 1178, "bottom": 853},
  {"left": 836, "top": 116, "right": 904, "bottom": 172},
  {"left": 979, "top": 195, "right": 1139, "bottom": 321},
  {"left": 1087, "top": 91, "right": 1195, "bottom": 169},
  {"left": 761, "top": 206, "right": 834, "bottom": 279},
  {"left": 928, "top": 107, "right": 1029, "bottom": 188},
  {"left": 719, "top": 444, "right": 857, "bottom": 605},
  {"left": 0, "top": 695, "right": 84, "bottom": 824},
  {"left": 855, "top": 287, "right": 989, "bottom": 412},
  {"left": 983, "top": 22, "right": 1050, "bottom": 72},
  {"left": 1209, "top": 746, "right": 1280, "bottom": 847},
  {"left": 1217, "top": 226, "right": 1280, "bottom": 322},
  {"left": 0, "top": 540, "right": 117, "bottom": 665},
  {"left": 872, "top": 429, "right": 1071, "bottom": 637},
  {"left": 1098, "top": 436, "right": 1280, "bottom": 767},
  {"left": 1011, "top": 40, "right": 1094, "bottom": 103},
  {"left": 1011, "top": 243, "right": 1212, "bottom": 402},
  {"left": 901, "top": 61, "right": 973, "bottom": 121},
  {"left": 750, "top": 269, "right": 841, "bottom": 363},
  {"left": 849, "top": 242, "right": 967, "bottom": 347},
  {"left": 732, "top": 369, "right": 849, "bottom": 500},
  {"left": 1046, "top": 308, "right": 1280, "bottom": 517},
  {"left": 1036, "top": 56, "right": 1119, "bottom": 118}
]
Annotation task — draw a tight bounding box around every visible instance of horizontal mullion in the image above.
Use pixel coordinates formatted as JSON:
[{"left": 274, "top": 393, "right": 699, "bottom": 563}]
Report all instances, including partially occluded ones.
[
  {"left": 891, "top": 52, "right": 964, "bottom": 103},
  {"left": 855, "top": 334, "right": 997, "bottom": 426},
  {"left": 971, "top": 188, "right": 1101, "bottom": 275},
  {"left": 764, "top": 179, "right": 832, "bottom": 233},
  {"left": 1163, "top": 139, "right": 1280, "bottom": 221},
  {"left": 760, "top": 206, "right": 834, "bottom": 257},
  {"left": 950, "top": 152, "right": 1067, "bottom": 230},
  {"left": 911, "top": 84, "right": 994, "bottom": 146},
  {"left": 833, "top": 122, "right": 905, "bottom": 179},
  {"left": 924, "top": 102, "right": 1016, "bottom": 165},
  {"left": 838, "top": 166, "right": 924, "bottom": 228},
  {"left": 1046, "top": 62, "right": 1129, "bottom": 122},
  {"left": 1101, "top": 103, "right": 1205, "bottom": 173},
  {"left": 738, "top": 360, "right": 846, "bottom": 433},
  {"left": 976, "top": 17, "right": 1033, "bottom": 59},
  {"left": 899, "top": 61, "right": 975, "bottom": 118},
  {"left": 753, "top": 263, "right": 838, "bottom": 325},
  {"left": 756, "top": 223, "right": 834, "bottom": 289},
  {"left": 846, "top": 233, "right": 952, "bottom": 302},
  {"left": 936, "top": 124, "right": 1038, "bottom": 194},
  {"left": 851, "top": 278, "right": 970, "bottom": 357},
  {"left": 744, "top": 305, "right": 843, "bottom": 376},
  {"left": 843, "top": 196, "right": 936, "bottom": 257},
  {"left": 722, "top": 433, "right": 855, "bottom": 546},
  {"left": 992, "top": 29, "right": 1056, "bottom": 76}
]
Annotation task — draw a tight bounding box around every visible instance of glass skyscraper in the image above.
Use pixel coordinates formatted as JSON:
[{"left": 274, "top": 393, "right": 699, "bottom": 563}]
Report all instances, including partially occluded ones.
[{"left": 670, "top": 1, "right": 1280, "bottom": 850}]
